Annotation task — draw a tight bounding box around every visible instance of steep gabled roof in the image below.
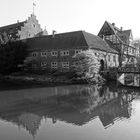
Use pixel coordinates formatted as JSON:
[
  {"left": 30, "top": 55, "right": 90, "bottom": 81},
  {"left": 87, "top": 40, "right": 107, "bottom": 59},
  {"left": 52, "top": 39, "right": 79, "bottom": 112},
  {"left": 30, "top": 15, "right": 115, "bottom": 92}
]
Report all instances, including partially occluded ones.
[
  {"left": 122, "top": 30, "right": 132, "bottom": 37},
  {"left": 98, "top": 21, "right": 123, "bottom": 43},
  {"left": 117, "top": 29, "right": 132, "bottom": 43},
  {"left": 25, "top": 31, "right": 118, "bottom": 54},
  {"left": 107, "top": 21, "right": 121, "bottom": 33},
  {"left": 98, "top": 21, "right": 133, "bottom": 45},
  {"left": 0, "top": 21, "right": 26, "bottom": 32},
  {"left": 98, "top": 21, "right": 115, "bottom": 36}
]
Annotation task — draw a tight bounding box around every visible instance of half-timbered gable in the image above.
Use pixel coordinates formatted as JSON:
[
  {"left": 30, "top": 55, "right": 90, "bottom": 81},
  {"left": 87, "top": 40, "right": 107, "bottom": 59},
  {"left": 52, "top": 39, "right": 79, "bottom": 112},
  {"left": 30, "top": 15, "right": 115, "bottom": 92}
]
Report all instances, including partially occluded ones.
[{"left": 98, "top": 21, "right": 136, "bottom": 66}]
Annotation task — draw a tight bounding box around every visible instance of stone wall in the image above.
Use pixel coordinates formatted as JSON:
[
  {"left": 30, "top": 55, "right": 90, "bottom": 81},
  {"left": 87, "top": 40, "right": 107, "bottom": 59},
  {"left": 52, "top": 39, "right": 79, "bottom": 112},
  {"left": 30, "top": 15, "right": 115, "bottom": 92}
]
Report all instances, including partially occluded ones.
[
  {"left": 24, "top": 48, "right": 119, "bottom": 72},
  {"left": 92, "top": 50, "right": 119, "bottom": 68}
]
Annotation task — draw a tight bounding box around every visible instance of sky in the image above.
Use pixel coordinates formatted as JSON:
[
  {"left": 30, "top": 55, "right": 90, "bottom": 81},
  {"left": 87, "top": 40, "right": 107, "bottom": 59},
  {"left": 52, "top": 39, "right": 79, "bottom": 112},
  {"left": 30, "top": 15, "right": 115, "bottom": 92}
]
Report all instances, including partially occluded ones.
[{"left": 0, "top": 0, "right": 140, "bottom": 39}]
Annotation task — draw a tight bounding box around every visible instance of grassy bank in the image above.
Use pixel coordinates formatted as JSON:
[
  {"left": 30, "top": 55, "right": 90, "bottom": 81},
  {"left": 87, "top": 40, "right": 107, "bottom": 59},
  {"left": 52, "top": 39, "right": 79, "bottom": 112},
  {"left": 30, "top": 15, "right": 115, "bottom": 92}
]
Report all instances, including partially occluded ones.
[{"left": 0, "top": 72, "right": 87, "bottom": 90}]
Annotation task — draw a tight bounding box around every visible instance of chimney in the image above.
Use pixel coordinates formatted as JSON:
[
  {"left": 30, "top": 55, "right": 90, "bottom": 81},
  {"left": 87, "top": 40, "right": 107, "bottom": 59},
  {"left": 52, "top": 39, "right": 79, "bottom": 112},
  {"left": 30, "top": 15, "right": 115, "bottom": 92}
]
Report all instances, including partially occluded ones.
[
  {"left": 17, "top": 20, "right": 19, "bottom": 23},
  {"left": 112, "top": 23, "right": 115, "bottom": 26},
  {"left": 120, "top": 27, "right": 123, "bottom": 31},
  {"left": 52, "top": 30, "right": 56, "bottom": 38}
]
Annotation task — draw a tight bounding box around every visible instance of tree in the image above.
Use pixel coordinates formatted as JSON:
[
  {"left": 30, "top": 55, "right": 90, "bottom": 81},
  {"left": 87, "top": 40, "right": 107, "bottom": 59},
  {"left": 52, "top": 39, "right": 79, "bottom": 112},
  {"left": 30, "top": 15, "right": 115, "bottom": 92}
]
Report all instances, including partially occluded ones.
[
  {"left": 0, "top": 41, "right": 28, "bottom": 75},
  {"left": 73, "top": 49, "right": 104, "bottom": 84}
]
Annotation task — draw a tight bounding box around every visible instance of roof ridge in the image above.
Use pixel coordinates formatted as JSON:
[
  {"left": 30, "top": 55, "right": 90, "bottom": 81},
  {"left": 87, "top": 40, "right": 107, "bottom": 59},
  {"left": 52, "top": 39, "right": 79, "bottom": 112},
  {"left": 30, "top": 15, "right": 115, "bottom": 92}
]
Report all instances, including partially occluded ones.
[
  {"left": 122, "top": 29, "right": 131, "bottom": 31},
  {"left": 24, "top": 30, "right": 85, "bottom": 41},
  {"left": 54, "top": 30, "right": 84, "bottom": 35},
  {"left": 0, "top": 21, "right": 26, "bottom": 30},
  {"left": 26, "top": 30, "right": 118, "bottom": 54}
]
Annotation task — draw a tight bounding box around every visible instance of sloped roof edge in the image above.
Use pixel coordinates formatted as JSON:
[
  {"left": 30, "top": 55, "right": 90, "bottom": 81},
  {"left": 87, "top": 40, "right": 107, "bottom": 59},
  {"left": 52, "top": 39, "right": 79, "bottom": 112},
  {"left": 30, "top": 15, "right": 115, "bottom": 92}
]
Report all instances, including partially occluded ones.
[
  {"left": 0, "top": 21, "right": 26, "bottom": 31},
  {"left": 25, "top": 30, "right": 118, "bottom": 54}
]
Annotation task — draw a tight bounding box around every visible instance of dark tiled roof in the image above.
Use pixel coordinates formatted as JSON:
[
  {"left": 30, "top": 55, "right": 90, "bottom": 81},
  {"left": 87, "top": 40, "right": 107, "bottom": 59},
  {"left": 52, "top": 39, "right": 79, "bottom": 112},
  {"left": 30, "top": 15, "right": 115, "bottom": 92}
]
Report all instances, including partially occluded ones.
[
  {"left": 0, "top": 21, "right": 26, "bottom": 32},
  {"left": 117, "top": 30, "right": 132, "bottom": 43},
  {"left": 25, "top": 31, "right": 118, "bottom": 54},
  {"left": 25, "top": 31, "right": 88, "bottom": 51},
  {"left": 0, "top": 21, "right": 26, "bottom": 43},
  {"left": 82, "top": 31, "right": 118, "bottom": 53},
  {"left": 121, "top": 30, "right": 131, "bottom": 37}
]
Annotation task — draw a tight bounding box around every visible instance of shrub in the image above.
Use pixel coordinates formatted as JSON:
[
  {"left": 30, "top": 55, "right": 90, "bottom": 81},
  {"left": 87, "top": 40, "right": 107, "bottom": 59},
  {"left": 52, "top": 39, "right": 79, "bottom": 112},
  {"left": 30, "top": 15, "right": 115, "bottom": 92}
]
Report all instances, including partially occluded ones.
[{"left": 73, "top": 49, "right": 105, "bottom": 84}]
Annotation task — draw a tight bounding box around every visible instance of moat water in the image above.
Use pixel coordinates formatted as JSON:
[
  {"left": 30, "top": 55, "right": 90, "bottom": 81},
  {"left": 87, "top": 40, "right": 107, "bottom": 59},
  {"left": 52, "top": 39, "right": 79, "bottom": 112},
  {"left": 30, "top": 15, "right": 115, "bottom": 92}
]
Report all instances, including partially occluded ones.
[{"left": 0, "top": 74, "right": 140, "bottom": 140}]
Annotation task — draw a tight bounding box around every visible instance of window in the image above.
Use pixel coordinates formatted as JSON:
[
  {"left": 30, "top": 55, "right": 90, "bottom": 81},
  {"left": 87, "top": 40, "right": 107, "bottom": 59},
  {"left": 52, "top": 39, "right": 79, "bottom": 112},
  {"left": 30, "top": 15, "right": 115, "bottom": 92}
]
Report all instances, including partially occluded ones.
[
  {"left": 113, "top": 55, "right": 116, "bottom": 62},
  {"left": 51, "top": 62, "right": 58, "bottom": 69},
  {"left": 128, "top": 47, "right": 131, "bottom": 54},
  {"left": 32, "top": 52, "right": 38, "bottom": 57},
  {"left": 130, "top": 57, "right": 134, "bottom": 63},
  {"left": 124, "top": 47, "right": 127, "bottom": 53},
  {"left": 62, "top": 62, "right": 69, "bottom": 69},
  {"left": 108, "top": 55, "right": 110, "bottom": 62},
  {"left": 60, "top": 50, "right": 69, "bottom": 56},
  {"left": 41, "top": 52, "right": 47, "bottom": 57},
  {"left": 72, "top": 62, "right": 78, "bottom": 67},
  {"left": 95, "top": 52, "right": 99, "bottom": 56},
  {"left": 51, "top": 51, "right": 58, "bottom": 56},
  {"left": 75, "top": 50, "right": 82, "bottom": 55},
  {"left": 41, "top": 62, "right": 47, "bottom": 67},
  {"left": 132, "top": 49, "right": 135, "bottom": 54}
]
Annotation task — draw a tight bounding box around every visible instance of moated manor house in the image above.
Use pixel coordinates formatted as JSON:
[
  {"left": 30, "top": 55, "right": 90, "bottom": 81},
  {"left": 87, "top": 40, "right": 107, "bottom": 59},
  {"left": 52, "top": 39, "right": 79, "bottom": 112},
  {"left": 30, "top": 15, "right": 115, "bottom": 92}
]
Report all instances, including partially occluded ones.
[{"left": 0, "top": 15, "right": 137, "bottom": 72}]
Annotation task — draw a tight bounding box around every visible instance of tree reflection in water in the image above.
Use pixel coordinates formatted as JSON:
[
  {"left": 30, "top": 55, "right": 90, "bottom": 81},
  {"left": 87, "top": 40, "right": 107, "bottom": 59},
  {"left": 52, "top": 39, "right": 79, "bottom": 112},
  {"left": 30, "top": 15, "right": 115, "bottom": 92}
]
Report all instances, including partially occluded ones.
[{"left": 0, "top": 83, "right": 139, "bottom": 137}]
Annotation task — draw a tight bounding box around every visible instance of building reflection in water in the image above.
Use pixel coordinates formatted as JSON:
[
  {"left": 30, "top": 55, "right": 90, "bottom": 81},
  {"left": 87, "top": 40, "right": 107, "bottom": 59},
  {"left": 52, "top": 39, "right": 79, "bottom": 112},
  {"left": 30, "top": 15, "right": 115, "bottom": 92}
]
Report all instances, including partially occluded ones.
[
  {"left": 124, "top": 74, "right": 140, "bottom": 87},
  {"left": 0, "top": 83, "right": 139, "bottom": 137}
]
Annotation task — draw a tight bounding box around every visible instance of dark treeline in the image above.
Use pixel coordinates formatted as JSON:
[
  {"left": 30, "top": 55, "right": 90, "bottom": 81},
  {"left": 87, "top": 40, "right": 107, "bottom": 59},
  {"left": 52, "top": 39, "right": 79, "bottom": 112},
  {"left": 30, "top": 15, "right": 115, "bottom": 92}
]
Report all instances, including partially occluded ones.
[{"left": 0, "top": 41, "right": 28, "bottom": 75}]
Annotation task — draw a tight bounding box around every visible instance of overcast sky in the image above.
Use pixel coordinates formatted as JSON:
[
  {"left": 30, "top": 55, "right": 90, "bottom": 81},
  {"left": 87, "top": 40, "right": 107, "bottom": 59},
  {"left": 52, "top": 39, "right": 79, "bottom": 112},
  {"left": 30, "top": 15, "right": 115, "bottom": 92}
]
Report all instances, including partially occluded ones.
[{"left": 0, "top": 0, "right": 140, "bottom": 38}]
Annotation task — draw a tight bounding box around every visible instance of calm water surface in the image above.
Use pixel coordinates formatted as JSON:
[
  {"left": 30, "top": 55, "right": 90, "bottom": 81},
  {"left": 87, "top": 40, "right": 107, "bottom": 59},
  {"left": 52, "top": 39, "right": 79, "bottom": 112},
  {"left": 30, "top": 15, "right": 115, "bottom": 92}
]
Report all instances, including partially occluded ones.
[{"left": 0, "top": 79, "right": 140, "bottom": 140}]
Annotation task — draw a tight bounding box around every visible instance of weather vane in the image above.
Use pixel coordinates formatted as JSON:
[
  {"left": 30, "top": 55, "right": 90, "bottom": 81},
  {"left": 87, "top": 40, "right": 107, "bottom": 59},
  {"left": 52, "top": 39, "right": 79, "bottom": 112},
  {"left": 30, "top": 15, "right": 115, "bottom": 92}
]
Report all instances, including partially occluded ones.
[{"left": 33, "top": 0, "right": 36, "bottom": 15}]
